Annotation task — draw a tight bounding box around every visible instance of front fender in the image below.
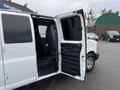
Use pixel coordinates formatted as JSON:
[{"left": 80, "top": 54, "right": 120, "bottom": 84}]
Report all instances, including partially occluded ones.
[{"left": 87, "top": 39, "right": 97, "bottom": 54}]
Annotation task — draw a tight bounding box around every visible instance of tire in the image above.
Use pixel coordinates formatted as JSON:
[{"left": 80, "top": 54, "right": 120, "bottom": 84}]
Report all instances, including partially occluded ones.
[
  {"left": 101, "top": 37, "right": 104, "bottom": 40},
  {"left": 107, "top": 38, "right": 110, "bottom": 42},
  {"left": 87, "top": 53, "right": 95, "bottom": 72}
]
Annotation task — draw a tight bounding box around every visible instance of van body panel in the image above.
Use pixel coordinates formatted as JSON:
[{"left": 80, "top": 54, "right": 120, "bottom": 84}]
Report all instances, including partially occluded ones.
[{"left": 0, "top": 11, "right": 38, "bottom": 90}]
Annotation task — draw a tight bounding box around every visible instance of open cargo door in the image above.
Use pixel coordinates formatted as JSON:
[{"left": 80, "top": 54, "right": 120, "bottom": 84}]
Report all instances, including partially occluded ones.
[{"left": 56, "top": 10, "right": 87, "bottom": 81}]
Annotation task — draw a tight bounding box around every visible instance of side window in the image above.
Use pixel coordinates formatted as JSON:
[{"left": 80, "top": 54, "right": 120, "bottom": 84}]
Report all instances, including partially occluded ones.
[
  {"left": 2, "top": 14, "right": 32, "bottom": 44},
  {"left": 38, "top": 25, "right": 47, "bottom": 38},
  {"left": 61, "top": 16, "right": 82, "bottom": 41}
]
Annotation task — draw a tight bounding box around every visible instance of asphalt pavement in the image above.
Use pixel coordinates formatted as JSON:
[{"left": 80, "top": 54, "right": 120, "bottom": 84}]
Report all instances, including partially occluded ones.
[{"left": 18, "top": 40, "right": 120, "bottom": 90}]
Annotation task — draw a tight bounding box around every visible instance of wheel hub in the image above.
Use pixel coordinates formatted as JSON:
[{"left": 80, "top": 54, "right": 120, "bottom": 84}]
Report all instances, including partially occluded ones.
[{"left": 87, "top": 57, "right": 94, "bottom": 70}]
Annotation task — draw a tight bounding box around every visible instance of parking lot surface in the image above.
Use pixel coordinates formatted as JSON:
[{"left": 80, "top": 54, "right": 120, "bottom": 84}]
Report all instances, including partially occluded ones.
[{"left": 18, "top": 40, "right": 120, "bottom": 90}]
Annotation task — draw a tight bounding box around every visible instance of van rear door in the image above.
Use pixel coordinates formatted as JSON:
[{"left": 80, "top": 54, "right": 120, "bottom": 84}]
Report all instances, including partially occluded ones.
[
  {"left": 56, "top": 10, "right": 86, "bottom": 81},
  {"left": 0, "top": 12, "right": 37, "bottom": 90}
]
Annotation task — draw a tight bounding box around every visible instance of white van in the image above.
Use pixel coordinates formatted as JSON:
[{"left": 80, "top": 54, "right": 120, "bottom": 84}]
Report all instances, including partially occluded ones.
[
  {"left": 86, "top": 39, "right": 99, "bottom": 72},
  {"left": 0, "top": 9, "right": 87, "bottom": 90}
]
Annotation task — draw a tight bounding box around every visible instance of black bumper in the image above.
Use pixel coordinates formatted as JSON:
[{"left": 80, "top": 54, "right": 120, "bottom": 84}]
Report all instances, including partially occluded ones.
[
  {"left": 95, "top": 53, "right": 99, "bottom": 60},
  {"left": 110, "top": 38, "right": 120, "bottom": 42}
]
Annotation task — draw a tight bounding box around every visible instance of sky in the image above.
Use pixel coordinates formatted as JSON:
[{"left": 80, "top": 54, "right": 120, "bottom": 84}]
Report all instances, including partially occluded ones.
[{"left": 12, "top": 0, "right": 120, "bottom": 16}]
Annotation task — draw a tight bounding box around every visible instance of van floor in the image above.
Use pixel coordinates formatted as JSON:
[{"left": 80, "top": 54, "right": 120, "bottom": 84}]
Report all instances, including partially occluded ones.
[
  {"left": 37, "top": 57, "right": 56, "bottom": 76},
  {"left": 38, "top": 67, "right": 55, "bottom": 76}
]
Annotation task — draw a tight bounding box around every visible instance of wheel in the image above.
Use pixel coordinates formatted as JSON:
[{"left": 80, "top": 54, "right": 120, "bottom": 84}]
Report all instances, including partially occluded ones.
[
  {"left": 107, "top": 38, "right": 110, "bottom": 42},
  {"left": 86, "top": 53, "right": 95, "bottom": 72},
  {"left": 101, "top": 37, "right": 104, "bottom": 40}
]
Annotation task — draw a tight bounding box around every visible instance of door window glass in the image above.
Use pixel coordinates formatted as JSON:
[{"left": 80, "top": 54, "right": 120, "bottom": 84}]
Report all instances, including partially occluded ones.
[
  {"left": 38, "top": 25, "right": 47, "bottom": 38},
  {"left": 2, "top": 14, "right": 32, "bottom": 44},
  {"left": 61, "top": 16, "right": 82, "bottom": 41}
]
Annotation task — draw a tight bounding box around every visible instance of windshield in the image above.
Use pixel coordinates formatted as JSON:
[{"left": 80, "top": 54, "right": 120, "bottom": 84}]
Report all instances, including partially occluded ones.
[
  {"left": 88, "top": 33, "right": 97, "bottom": 36},
  {"left": 107, "top": 31, "right": 120, "bottom": 35},
  {"left": 88, "top": 33, "right": 95, "bottom": 35}
]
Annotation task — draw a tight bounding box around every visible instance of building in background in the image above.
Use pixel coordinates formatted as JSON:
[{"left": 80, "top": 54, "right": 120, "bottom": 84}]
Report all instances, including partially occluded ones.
[
  {"left": 87, "top": 13, "right": 120, "bottom": 37},
  {"left": 0, "top": 0, "right": 34, "bottom": 13}
]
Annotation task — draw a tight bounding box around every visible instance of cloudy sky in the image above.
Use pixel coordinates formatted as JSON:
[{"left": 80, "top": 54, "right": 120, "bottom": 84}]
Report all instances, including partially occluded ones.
[{"left": 12, "top": 0, "right": 120, "bottom": 16}]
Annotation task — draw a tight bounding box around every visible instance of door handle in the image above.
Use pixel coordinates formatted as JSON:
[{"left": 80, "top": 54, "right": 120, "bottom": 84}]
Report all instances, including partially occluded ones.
[
  {"left": 82, "top": 56, "right": 85, "bottom": 58},
  {"left": 5, "top": 73, "right": 8, "bottom": 80}
]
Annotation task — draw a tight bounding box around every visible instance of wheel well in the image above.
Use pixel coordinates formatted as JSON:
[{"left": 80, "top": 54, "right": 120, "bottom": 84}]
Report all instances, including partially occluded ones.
[
  {"left": 86, "top": 51, "right": 96, "bottom": 72},
  {"left": 87, "top": 51, "right": 96, "bottom": 58}
]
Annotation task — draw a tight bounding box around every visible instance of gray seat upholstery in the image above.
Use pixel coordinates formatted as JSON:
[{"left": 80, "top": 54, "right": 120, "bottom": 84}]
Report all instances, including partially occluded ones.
[{"left": 46, "top": 24, "right": 57, "bottom": 56}]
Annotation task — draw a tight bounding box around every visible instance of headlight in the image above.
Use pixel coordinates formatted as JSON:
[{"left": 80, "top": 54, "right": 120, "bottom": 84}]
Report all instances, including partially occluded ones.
[
  {"left": 96, "top": 36, "right": 99, "bottom": 39},
  {"left": 109, "top": 35, "right": 113, "bottom": 38}
]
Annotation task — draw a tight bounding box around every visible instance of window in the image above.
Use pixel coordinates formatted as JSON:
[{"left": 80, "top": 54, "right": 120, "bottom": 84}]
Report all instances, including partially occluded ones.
[
  {"left": 38, "top": 25, "right": 47, "bottom": 38},
  {"left": 61, "top": 16, "right": 82, "bottom": 41},
  {"left": 2, "top": 14, "right": 32, "bottom": 44}
]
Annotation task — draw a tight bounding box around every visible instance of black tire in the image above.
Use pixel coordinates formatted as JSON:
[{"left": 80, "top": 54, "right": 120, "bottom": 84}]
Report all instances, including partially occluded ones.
[
  {"left": 107, "top": 37, "right": 110, "bottom": 42},
  {"left": 101, "top": 37, "right": 104, "bottom": 40},
  {"left": 87, "top": 53, "right": 95, "bottom": 72}
]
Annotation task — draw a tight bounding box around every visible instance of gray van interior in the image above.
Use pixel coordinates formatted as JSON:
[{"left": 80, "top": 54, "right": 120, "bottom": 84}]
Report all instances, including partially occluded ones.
[
  {"left": 32, "top": 15, "right": 83, "bottom": 77},
  {"left": 32, "top": 16, "right": 58, "bottom": 76}
]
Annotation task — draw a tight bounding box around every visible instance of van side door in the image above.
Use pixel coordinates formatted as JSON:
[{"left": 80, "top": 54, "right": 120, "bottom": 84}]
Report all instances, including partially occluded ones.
[
  {"left": 56, "top": 10, "right": 86, "bottom": 81},
  {"left": 0, "top": 12, "right": 38, "bottom": 90}
]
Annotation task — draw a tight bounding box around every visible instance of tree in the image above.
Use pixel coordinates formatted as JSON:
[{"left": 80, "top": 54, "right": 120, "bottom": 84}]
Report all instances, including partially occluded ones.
[{"left": 101, "top": 8, "right": 107, "bottom": 15}]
